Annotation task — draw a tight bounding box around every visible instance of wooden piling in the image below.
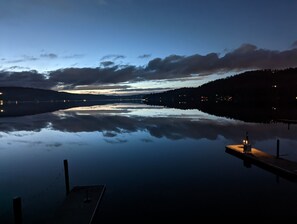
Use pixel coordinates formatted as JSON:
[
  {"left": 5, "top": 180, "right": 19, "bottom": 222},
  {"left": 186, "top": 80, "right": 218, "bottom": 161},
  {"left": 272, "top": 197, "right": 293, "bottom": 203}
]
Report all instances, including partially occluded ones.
[
  {"left": 64, "top": 160, "right": 70, "bottom": 195},
  {"left": 276, "top": 139, "right": 280, "bottom": 158},
  {"left": 13, "top": 197, "right": 22, "bottom": 224}
]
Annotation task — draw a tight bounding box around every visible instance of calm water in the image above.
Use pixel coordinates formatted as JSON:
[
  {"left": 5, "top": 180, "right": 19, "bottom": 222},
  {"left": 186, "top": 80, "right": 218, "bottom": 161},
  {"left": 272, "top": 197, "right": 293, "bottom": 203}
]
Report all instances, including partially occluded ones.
[{"left": 1, "top": 103, "right": 297, "bottom": 222}]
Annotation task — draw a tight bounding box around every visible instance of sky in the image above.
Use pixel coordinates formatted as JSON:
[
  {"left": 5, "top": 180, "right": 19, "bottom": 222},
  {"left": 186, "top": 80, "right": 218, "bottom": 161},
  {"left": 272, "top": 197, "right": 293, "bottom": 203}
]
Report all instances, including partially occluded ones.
[{"left": 1, "top": 0, "right": 297, "bottom": 95}]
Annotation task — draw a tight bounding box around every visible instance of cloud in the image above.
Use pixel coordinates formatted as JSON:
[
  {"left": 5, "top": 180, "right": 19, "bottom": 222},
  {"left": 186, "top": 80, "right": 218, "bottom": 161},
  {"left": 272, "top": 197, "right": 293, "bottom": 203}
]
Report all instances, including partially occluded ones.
[
  {"left": 100, "top": 61, "right": 114, "bottom": 67},
  {"left": 138, "top": 54, "right": 151, "bottom": 59},
  {"left": 5, "top": 65, "right": 31, "bottom": 71},
  {"left": 0, "top": 70, "right": 54, "bottom": 89},
  {"left": 39, "top": 52, "right": 84, "bottom": 59},
  {"left": 48, "top": 65, "right": 137, "bottom": 88},
  {"left": 2, "top": 43, "right": 297, "bottom": 91},
  {"left": 292, "top": 40, "right": 297, "bottom": 48},
  {"left": 71, "top": 84, "right": 131, "bottom": 90},
  {"left": 143, "top": 44, "right": 297, "bottom": 77},
  {"left": 100, "top": 54, "right": 126, "bottom": 61},
  {"left": 115, "top": 87, "right": 171, "bottom": 93},
  {"left": 7, "top": 55, "right": 38, "bottom": 63},
  {"left": 40, "top": 53, "right": 58, "bottom": 59}
]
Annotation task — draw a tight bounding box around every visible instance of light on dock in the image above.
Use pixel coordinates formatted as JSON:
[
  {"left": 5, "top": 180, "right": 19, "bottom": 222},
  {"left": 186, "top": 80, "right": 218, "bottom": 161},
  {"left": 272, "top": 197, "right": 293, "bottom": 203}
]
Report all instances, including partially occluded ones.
[{"left": 243, "top": 132, "right": 252, "bottom": 153}]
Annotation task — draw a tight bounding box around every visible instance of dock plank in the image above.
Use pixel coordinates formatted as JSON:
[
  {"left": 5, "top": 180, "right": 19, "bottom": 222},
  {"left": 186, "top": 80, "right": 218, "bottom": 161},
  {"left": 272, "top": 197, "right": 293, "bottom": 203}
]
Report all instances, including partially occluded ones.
[
  {"left": 50, "top": 185, "right": 105, "bottom": 224},
  {"left": 226, "top": 144, "right": 297, "bottom": 180}
]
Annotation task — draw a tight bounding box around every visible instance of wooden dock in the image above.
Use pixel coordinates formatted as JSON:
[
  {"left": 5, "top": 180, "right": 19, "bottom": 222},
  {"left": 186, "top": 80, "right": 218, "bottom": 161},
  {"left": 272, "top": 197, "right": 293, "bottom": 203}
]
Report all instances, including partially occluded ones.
[
  {"left": 225, "top": 144, "right": 297, "bottom": 181},
  {"left": 49, "top": 185, "right": 106, "bottom": 224}
]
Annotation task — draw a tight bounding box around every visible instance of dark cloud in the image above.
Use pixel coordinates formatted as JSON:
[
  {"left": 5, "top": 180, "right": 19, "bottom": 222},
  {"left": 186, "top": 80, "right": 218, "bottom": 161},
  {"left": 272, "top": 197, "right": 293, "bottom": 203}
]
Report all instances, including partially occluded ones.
[
  {"left": 7, "top": 55, "right": 38, "bottom": 63},
  {"left": 143, "top": 44, "right": 297, "bottom": 77},
  {"left": 4, "top": 53, "right": 83, "bottom": 66},
  {"left": 104, "top": 138, "right": 128, "bottom": 144},
  {"left": 215, "top": 44, "right": 297, "bottom": 73},
  {"left": 2, "top": 43, "right": 297, "bottom": 91},
  {"left": 0, "top": 70, "right": 54, "bottom": 89},
  {"left": 48, "top": 65, "right": 138, "bottom": 88},
  {"left": 138, "top": 54, "right": 151, "bottom": 59},
  {"left": 45, "top": 143, "right": 62, "bottom": 147},
  {"left": 100, "top": 61, "right": 114, "bottom": 67},
  {"left": 100, "top": 54, "right": 126, "bottom": 61},
  {"left": 40, "top": 53, "right": 58, "bottom": 59},
  {"left": 6, "top": 66, "right": 31, "bottom": 71}
]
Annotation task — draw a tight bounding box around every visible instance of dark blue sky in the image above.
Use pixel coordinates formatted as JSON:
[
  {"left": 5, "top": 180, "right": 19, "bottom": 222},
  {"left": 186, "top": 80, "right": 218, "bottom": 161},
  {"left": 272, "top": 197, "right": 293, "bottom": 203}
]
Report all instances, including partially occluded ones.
[{"left": 1, "top": 0, "right": 297, "bottom": 94}]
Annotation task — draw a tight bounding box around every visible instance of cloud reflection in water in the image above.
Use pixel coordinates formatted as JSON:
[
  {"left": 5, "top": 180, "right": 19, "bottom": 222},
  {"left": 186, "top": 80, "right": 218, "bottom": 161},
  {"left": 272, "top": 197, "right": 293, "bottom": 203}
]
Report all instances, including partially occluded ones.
[{"left": 0, "top": 103, "right": 295, "bottom": 143}]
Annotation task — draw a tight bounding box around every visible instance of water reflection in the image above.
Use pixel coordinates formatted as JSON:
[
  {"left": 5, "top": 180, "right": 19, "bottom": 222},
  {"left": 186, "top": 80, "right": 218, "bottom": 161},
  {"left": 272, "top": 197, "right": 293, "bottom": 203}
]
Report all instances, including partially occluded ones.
[
  {"left": 2, "top": 103, "right": 297, "bottom": 222},
  {"left": 0, "top": 103, "right": 296, "bottom": 143}
]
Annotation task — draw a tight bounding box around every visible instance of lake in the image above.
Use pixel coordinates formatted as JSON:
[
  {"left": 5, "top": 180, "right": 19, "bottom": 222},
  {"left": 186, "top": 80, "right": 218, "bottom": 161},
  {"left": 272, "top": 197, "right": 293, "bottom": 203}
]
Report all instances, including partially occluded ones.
[{"left": 1, "top": 103, "right": 297, "bottom": 222}]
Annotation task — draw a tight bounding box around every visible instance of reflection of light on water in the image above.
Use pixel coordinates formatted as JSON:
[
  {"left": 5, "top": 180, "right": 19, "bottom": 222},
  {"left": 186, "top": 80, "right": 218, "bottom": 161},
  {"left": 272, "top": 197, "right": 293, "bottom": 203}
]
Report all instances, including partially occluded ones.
[
  {"left": 60, "top": 103, "right": 227, "bottom": 120},
  {"left": 62, "top": 103, "right": 155, "bottom": 112}
]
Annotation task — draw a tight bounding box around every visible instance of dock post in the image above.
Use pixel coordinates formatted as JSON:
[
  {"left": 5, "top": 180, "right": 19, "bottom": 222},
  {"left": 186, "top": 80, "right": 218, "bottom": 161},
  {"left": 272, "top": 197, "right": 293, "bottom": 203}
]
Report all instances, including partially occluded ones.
[
  {"left": 64, "top": 160, "right": 70, "bottom": 195},
  {"left": 13, "top": 197, "right": 22, "bottom": 224},
  {"left": 276, "top": 139, "right": 280, "bottom": 158}
]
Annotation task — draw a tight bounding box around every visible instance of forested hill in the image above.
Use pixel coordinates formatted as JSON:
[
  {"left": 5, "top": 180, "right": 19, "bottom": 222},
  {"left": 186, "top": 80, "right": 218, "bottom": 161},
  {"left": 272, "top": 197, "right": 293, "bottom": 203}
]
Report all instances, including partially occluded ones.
[
  {"left": 0, "top": 86, "right": 142, "bottom": 102},
  {"left": 0, "top": 87, "right": 144, "bottom": 117},
  {"left": 144, "top": 68, "right": 297, "bottom": 108}
]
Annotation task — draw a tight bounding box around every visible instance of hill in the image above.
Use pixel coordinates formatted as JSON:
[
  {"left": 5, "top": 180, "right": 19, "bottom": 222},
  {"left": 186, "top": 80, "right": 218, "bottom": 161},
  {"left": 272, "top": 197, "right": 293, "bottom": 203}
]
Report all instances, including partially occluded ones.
[
  {"left": 143, "top": 68, "right": 297, "bottom": 122},
  {"left": 0, "top": 87, "right": 143, "bottom": 117},
  {"left": 0, "top": 86, "right": 142, "bottom": 102}
]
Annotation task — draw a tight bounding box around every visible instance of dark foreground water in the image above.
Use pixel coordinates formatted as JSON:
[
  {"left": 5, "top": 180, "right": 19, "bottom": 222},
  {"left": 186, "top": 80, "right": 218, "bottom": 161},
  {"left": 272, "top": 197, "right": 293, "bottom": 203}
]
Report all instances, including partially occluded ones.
[{"left": 1, "top": 103, "right": 297, "bottom": 223}]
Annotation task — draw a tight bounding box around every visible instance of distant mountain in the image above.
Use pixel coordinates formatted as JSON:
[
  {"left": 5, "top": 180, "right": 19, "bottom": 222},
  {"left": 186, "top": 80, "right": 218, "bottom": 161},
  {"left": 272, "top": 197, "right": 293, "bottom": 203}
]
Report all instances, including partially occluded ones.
[
  {"left": 0, "top": 87, "right": 143, "bottom": 117},
  {"left": 143, "top": 68, "right": 297, "bottom": 122},
  {"left": 0, "top": 86, "right": 142, "bottom": 102}
]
